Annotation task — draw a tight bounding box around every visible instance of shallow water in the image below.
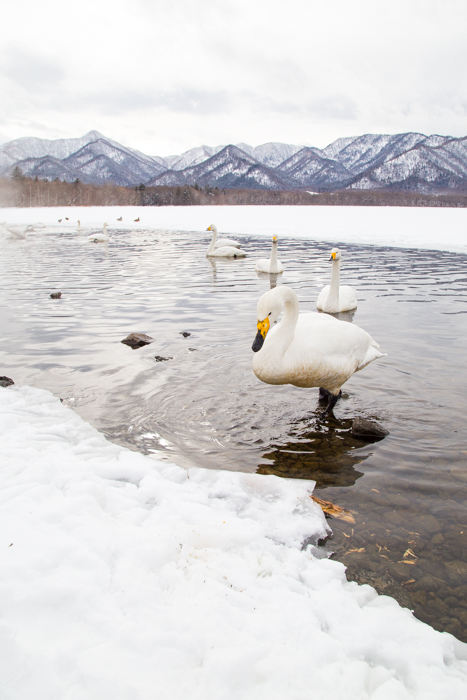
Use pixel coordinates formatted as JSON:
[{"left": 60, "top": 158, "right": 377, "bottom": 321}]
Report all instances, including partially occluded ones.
[{"left": 2, "top": 226, "right": 467, "bottom": 640}]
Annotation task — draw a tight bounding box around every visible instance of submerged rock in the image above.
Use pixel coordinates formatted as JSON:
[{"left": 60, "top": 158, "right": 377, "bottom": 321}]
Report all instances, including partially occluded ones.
[
  {"left": 351, "top": 417, "right": 389, "bottom": 440},
  {"left": 50, "top": 292, "right": 62, "bottom": 299},
  {"left": 0, "top": 376, "right": 14, "bottom": 387},
  {"left": 121, "top": 333, "right": 154, "bottom": 349},
  {"left": 179, "top": 332, "right": 191, "bottom": 337},
  {"left": 154, "top": 355, "right": 173, "bottom": 362}
]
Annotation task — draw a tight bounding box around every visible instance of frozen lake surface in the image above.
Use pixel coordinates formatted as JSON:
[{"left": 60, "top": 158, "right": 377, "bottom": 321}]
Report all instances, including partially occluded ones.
[{"left": 1, "top": 212, "right": 467, "bottom": 644}]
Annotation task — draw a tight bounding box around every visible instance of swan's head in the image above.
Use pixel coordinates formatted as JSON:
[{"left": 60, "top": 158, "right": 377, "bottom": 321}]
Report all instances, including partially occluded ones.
[
  {"left": 272, "top": 235, "right": 278, "bottom": 243},
  {"left": 252, "top": 288, "right": 283, "bottom": 352},
  {"left": 329, "top": 247, "right": 341, "bottom": 261},
  {"left": 207, "top": 224, "right": 217, "bottom": 232}
]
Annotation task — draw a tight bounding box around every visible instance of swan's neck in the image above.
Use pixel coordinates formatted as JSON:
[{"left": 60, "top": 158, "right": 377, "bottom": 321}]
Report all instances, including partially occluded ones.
[
  {"left": 270, "top": 241, "right": 278, "bottom": 270},
  {"left": 267, "top": 288, "right": 299, "bottom": 359},
  {"left": 103, "top": 223, "right": 108, "bottom": 236},
  {"left": 326, "top": 258, "right": 340, "bottom": 311},
  {"left": 207, "top": 226, "right": 218, "bottom": 254}
]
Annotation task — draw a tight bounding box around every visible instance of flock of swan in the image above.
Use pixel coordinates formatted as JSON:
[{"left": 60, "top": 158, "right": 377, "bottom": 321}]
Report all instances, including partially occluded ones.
[
  {"left": 203, "top": 223, "right": 384, "bottom": 413},
  {"left": 3, "top": 218, "right": 384, "bottom": 413}
]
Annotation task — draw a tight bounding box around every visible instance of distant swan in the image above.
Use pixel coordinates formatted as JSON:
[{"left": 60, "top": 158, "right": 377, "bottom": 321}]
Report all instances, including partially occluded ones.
[
  {"left": 206, "top": 224, "right": 246, "bottom": 258},
  {"left": 317, "top": 247, "right": 357, "bottom": 313},
  {"left": 3, "top": 222, "right": 27, "bottom": 239},
  {"left": 207, "top": 224, "right": 241, "bottom": 249},
  {"left": 252, "top": 286, "right": 384, "bottom": 412},
  {"left": 255, "top": 235, "right": 283, "bottom": 274},
  {"left": 88, "top": 223, "right": 109, "bottom": 243}
]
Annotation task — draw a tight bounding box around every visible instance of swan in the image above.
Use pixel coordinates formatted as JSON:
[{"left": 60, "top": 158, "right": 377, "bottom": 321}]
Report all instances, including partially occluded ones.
[
  {"left": 255, "top": 235, "right": 284, "bottom": 274},
  {"left": 88, "top": 223, "right": 109, "bottom": 243},
  {"left": 33, "top": 222, "right": 46, "bottom": 228},
  {"left": 3, "top": 223, "right": 27, "bottom": 239},
  {"left": 206, "top": 225, "right": 246, "bottom": 258},
  {"left": 317, "top": 247, "right": 357, "bottom": 313},
  {"left": 252, "top": 286, "right": 384, "bottom": 412},
  {"left": 207, "top": 224, "right": 241, "bottom": 249}
]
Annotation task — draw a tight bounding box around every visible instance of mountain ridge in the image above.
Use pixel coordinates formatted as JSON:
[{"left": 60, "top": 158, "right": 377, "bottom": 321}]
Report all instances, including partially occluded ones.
[{"left": 2, "top": 130, "right": 467, "bottom": 194}]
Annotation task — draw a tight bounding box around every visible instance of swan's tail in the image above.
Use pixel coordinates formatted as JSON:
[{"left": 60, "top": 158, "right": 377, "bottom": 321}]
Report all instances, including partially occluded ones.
[{"left": 358, "top": 346, "right": 386, "bottom": 371}]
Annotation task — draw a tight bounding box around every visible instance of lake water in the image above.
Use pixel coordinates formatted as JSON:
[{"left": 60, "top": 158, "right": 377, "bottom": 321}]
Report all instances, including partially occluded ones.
[{"left": 2, "top": 226, "right": 467, "bottom": 640}]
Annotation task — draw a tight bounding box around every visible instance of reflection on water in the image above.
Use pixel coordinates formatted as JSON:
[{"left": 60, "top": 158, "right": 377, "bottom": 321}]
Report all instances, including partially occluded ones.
[
  {"left": 257, "top": 414, "right": 371, "bottom": 487},
  {"left": 1, "top": 225, "right": 467, "bottom": 641}
]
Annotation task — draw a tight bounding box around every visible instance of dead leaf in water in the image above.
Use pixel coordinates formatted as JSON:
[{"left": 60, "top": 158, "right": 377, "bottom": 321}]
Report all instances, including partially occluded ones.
[
  {"left": 397, "top": 560, "right": 416, "bottom": 565},
  {"left": 311, "top": 496, "right": 356, "bottom": 524},
  {"left": 403, "top": 548, "right": 418, "bottom": 560},
  {"left": 402, "top": 579, "right": 416, "bottom": 586},
  {"left": 347, "top": 547, "right": 365, "bottom": 553}
]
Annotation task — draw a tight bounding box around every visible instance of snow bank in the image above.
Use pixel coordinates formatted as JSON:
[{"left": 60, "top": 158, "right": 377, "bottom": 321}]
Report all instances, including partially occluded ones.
[
  {"left": 1, "top": 385, "right": 466, "bottom": 699},
  {"left": 2, "top": 204, "right": 467, "bottom": 253}
]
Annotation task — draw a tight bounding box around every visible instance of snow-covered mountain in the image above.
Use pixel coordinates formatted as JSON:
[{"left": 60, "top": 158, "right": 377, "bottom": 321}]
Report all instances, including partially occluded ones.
[
  {"left": 2, "top": 130, "right": 467, "bottom": 193},
  {"left": 149, "top": 145, "right": 287, "bottom": 190}
]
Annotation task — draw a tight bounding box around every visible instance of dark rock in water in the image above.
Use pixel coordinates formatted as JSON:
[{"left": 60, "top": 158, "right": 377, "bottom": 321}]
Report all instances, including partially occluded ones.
[
  {"left": 50, "top": 292, "right": 62, "bottom": 299},
  {"left": 121, "top": 333, "right": 154, "bottom": 349},
  {"left": 154, "top": 355, "right": 173, "bottom": 362},
  {"left": 179, "top": 332, "right": 191, "bottom": 337},
  {"left": 0, "top": 376, "right": 14, "bottom": 387},
  {"left": 351, "top": 417, "right": 389, "bottom": 439}
]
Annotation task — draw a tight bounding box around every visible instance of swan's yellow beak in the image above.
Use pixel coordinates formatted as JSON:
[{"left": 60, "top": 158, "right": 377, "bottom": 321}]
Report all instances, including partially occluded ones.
[
  {"left": 207, "top": 225, "right": 212, "bottom": 231},
  {"left": 330, "top": 251, "right": 336, "bottom": 260},
  {"left": 252, "top": 317, "right": 270, "bottom": 352}
]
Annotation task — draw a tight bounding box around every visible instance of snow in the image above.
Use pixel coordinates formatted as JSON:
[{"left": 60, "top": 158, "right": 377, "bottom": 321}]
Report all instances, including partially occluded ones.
[
  {"left": 1, "top": 204, "right": 466, "bottom": 253},
  {"left": 1, "top": 384, "right": 467, "bottom": 699}
]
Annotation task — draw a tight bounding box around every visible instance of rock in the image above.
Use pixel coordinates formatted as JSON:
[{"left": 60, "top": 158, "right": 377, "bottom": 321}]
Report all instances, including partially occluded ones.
[
  {"left": 445, "top": 560, "right": 467, "bottom": 577},
  {"left": 121, "top": 333, "right": 154, "bottom": 349},
  {"left": 351, "top": 417, "right": 389, "bottom": 439},
  {"left": 154, "top": 355, "right": 173, "bottom": 362},
  {"left": 0, "top": 376, "right": 14, "bottom": 387},
  {"left": 409, "top": 514, "right": 441, "bottom": 535},
  {"left": 50, "top": 292, "right": 62, "bottom": 299},
  {"left": 179, "top": 332, "right": 191, "bottom": 338}
]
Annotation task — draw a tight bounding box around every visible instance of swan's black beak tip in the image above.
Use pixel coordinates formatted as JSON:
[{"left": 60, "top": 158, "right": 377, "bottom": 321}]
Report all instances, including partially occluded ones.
[{"left": 252, "top": 331, "right": 264, "bottom": 352}]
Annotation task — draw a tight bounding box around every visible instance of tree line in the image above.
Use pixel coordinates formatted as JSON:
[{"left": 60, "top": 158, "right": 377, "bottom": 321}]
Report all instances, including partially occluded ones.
[{"left": 2, "top": 167, "right": 467, "bottom": 208}]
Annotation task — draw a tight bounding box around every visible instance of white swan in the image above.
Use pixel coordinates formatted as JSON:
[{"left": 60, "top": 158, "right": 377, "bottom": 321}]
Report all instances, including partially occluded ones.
[
  {"left": 207, "top": 224, "right": 241, "bottom": 249},
  {"left": 317, "top": 247, "right": 357, "bottom": 313},
  {"left": 3, "top": 223, "right": 27, "bottom": 239},
  {"left": 88, "top": 223, "right": 109, "bottom": 243},
  {"left": 206, "top": 225, "right": 246, "bottom": 258},
  {"left": 252, "top": 286, "right": 384, "bottom": 412},
  {"left": 255, "top": 235, "right": 284, "bottom": 274}
]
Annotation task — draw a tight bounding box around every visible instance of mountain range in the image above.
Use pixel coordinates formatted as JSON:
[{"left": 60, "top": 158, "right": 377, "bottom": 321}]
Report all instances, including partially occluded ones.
[{"left": 2, "top": 130, "right": 467, "bottom": 194}]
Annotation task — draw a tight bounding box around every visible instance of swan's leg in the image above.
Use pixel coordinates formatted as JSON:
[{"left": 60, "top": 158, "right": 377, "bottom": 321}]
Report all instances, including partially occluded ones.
[
  {"left": 326, "top": 391, "right": 342, "bottom": 413},
  {"left": 318, "top": 388, "right": 342, "bottom": 414}
]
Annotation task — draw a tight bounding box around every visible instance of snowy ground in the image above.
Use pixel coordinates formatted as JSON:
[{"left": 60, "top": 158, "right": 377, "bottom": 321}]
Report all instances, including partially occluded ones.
[
  {"left": 2, "top": 204, "right": 467, "bottom": 253},
  {"left": 2, "top": 205, "right": 467, "bottom": 697},
  {"left": 1, "top": 386, "right": 467, "bottom": 699}
]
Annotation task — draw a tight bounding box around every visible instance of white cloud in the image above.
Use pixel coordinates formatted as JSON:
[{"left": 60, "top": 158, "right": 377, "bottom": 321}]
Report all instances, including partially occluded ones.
[{"left": 1, "top": 0, "right": 467, "bottom": 154}]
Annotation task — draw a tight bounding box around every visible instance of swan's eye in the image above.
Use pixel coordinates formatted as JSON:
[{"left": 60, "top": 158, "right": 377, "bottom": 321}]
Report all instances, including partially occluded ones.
[{"left": 268, "top": 312, "right": 271, "bottom": 316}]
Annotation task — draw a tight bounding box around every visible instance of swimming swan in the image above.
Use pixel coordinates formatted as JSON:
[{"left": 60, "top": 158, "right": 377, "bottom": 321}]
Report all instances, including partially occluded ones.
[
  {"left": 255, "top": 235, "right": 284, "bottom": 274},
  {"left": 206, "top": 225, "right": 246, "bottom": 258},
  {"left": 252, "top": 286, "right": 384, "bottom": 412},
  {"left": 317, "top": 247, "right": 357, "bottom": 313},
  {"left": 88, "top": 223, "right": 109, "bottom": 243},
  {"left": 207, "top": 224, "right": 242, "bottom": 249},
  {"left": 3, "top": 223, "right": 28, "bottom": 239}
]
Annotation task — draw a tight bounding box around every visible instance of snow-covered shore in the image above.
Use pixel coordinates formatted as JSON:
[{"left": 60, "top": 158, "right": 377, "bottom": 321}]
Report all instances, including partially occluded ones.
[
  {"left": 1, "top": 385, "right": 467, "bottom": 699},
  {"left": 2, "top": 204, "right": 467, "bottom": 253}
]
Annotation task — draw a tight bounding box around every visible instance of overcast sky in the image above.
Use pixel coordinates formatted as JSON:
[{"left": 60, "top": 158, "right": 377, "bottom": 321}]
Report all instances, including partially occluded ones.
[{"left": 1, "top": 0, "right": 466, "bottom": 155}]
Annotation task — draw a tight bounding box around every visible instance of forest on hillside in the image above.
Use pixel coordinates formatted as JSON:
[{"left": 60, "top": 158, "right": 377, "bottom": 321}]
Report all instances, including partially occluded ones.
[{"left": 2, "top": 170, "right": 467, "bottom": 209}]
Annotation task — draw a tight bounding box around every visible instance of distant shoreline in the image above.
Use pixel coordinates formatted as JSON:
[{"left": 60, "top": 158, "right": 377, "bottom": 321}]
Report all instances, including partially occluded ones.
[{"left": 1, "top": 177, "right": 467, "bottom": 209}]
